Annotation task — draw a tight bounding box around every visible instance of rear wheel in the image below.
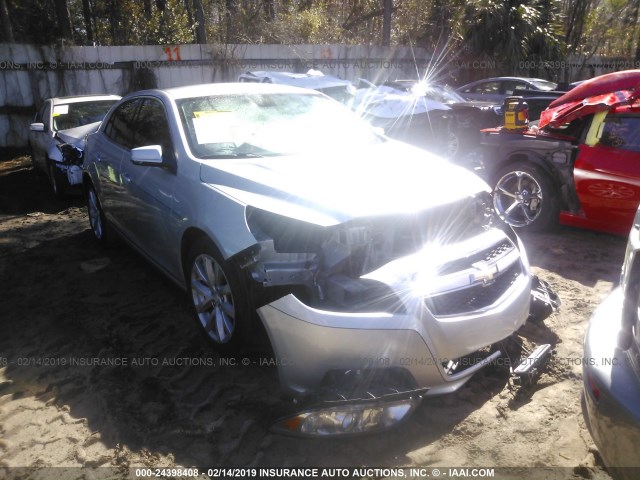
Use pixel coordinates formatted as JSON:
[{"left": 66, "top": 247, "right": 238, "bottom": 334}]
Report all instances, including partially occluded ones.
[
  {"left": 186, "top": 238, "right": 251, "bottom": 353},
  {"left": 492, "top": 162, "right": 559, "bottom": 232}
]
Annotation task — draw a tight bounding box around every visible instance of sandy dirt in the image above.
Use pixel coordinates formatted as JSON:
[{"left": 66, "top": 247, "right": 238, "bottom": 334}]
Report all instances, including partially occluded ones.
[{"left": 0, "top": 155, "right": 624, "bottom": 480}]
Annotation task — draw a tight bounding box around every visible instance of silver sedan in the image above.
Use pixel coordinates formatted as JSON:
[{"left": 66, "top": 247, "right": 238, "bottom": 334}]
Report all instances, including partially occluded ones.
[{"left": 83, "top": 83, "right": 533, "bottom": 435}]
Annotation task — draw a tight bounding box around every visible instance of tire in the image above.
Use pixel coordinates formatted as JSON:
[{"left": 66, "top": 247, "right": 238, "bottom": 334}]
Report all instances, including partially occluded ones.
[
  {"left": 86, "top": 183, "right": 110, "bottom": 244},
  {"left": 446, "top": 130, "right": 460, "bottom": 159},
  {"left": 186, "top": 238, "right": 251, "bottom": 353},
  {"left": 47, "top": 160, "right": 66, "bottom": 199},
  {"left": 492, "top": 162, "right": 559, "bottom": 232}
]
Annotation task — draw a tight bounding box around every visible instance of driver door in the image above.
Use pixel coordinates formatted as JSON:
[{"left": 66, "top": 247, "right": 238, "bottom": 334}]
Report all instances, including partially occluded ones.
[
  {"left": 573, "top": 113, "right": 640, "bottom": 234},
  {"left": 117, "top": 97, "right": 179, "bottom": 274}
]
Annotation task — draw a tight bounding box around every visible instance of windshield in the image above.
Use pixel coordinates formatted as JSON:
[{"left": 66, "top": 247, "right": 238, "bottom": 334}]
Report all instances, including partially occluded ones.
[
  {"left": 52, "top": 100, "right": 117, "bottom": 131},
  {"left": 530, "top": 79, "right": 557, "bottom": 91},
  {"left": 178, "top": 92, "right": 381, "bottom": 158}
]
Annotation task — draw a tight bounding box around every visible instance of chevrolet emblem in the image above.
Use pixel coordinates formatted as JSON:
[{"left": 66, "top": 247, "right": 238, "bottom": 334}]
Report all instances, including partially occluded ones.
[{"left": 470, "top": 262, "right": 499, "bottom": 286}]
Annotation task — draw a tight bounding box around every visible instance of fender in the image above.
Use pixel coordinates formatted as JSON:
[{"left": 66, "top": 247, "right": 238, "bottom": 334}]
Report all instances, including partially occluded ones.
[{"left": 481, "top": 129, "right": 579, "bottom": 212}]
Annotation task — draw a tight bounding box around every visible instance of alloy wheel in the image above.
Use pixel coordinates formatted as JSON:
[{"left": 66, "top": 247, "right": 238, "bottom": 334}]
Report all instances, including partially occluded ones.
[
  {"left": 87, "top": 189, "right": 103, "bottom": 239},
  {"left": 190, "top": 253, "right": 236, "bottom": 344},
  {"left": 493, "top": 170, "right": 544, "bottom": 227}
]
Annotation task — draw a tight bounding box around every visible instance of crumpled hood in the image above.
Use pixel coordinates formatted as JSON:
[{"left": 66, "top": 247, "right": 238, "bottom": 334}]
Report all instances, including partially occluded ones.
[
  {"left": 200, "top": 140, "right": 489, "bottom": 226},
  {"left": 539, "top": 70, "right": 640, "bottom": 129},
  {"left": 55, "top": 121, "right": 102, "bottom": 146}
]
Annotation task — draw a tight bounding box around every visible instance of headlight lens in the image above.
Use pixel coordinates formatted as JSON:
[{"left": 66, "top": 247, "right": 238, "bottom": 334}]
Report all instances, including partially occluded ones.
[{"left": 272, "top": 398, "right": 421, "bottom": 437}]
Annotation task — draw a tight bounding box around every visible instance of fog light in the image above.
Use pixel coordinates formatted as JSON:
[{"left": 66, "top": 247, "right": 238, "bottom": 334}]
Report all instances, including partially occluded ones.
[{"left": 272, "top": 398, "right": 421, "bottom": 437}]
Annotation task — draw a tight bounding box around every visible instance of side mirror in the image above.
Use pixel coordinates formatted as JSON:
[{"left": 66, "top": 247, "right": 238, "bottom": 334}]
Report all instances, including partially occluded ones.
[
  {"left": 131, "top": 145, "right": 164, "bottom": 166},
  {"left": 30, "top": 122, "right": 45, "bottom": 132}
]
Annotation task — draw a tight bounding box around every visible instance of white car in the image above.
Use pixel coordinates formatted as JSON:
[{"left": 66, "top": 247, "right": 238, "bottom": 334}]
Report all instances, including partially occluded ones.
[
  {"left": 29, "top": 94, "right": 120, "bottom": 197},
  {"left": 83, "top": 83, "right": 536, "bottom": 436},
  {"left": 238, "top": 70, "right": 355, "bottom": 103}
]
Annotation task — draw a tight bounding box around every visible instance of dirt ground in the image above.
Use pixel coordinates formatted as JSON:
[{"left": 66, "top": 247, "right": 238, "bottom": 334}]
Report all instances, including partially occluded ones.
[{"left": 0, "top": 155, "right": 625, "bottom": 480}]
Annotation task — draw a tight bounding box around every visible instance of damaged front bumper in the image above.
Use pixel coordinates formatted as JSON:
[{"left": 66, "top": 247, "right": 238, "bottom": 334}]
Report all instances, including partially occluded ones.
[
  {"left": 258, "top": 230, "right": 533, "bottom": 403},
  {"left": 54, "top": 143, "right": 84, "bottom": 186}
]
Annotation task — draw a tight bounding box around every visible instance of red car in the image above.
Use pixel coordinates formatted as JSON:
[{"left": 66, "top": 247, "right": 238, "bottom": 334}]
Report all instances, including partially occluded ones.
[{"left": 480, "top": 70, "right": 640, "bottom": 235}]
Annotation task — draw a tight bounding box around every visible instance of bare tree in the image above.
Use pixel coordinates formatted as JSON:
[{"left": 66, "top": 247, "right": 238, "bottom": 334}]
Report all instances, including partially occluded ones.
[
  {"left": 54, "top": 0, "right": 73, "bottom": 41},
  {"left": 226, "top": 0, "right": 237, "bottom": 43},
  {"left": 81, "top": 0, "right": 94, "bottom": 45},
  {"left": 382, "top": 0, "right": 392, "bottom": 46},
  {"left": 264, "top": 0, "right": 275, "bottom": 20},
  {"left": 143, "top": 0, "right": 152, "bottom": 18},
  {"left": 193, "top": 0, "right": 207, "bottom": 43},
  {"left": 0, "top": 0, "right": 13, "bottom": 42}
]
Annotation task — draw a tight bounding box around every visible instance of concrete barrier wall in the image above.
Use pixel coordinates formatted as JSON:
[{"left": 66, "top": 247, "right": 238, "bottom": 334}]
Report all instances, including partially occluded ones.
[
  {"left": 0, "top": 42, "right": 632, "bottom": 150},
  {"left": 0, "top": 43, "right": 432, "bottom": 149}
]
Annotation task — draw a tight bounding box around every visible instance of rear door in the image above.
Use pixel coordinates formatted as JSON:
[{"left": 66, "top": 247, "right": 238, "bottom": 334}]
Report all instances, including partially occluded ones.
[
  {"left": 574, "top": 113, "right": 640, "bottom": 234},
  {"left": 89, "top": 98, "right": 141, "bottom": 229}
]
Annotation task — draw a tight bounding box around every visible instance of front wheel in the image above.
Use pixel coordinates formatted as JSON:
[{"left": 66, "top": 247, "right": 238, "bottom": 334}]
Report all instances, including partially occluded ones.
[
  {"left": 492, "top": 163, "right": 559, "bottom": 232},
  {"left": 186, "top": 239, "right": 251, "bottom": 353},
  {"left": 446, "top": 130, "right": 460, "bottom": 159},
  {"left": 86, "top": 184, "right": 110, "bottom": 244},
  {"left": 48, "top": 160, "right": 67, "bottom": 199}
]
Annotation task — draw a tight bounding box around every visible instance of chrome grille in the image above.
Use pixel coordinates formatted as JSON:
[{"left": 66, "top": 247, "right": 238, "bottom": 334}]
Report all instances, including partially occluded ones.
[{"left": 424, "top": 236, "right": 522, "bottom": 316}]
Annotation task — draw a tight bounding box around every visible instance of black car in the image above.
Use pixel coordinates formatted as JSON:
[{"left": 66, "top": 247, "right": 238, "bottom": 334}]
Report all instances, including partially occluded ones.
[{"left": 353, "top": 80, "right": 524, "bottom": 159}]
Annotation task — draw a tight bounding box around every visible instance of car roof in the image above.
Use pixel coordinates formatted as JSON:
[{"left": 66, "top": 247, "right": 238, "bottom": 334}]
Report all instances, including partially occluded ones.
[
  {"left": 460, "top": 77, "right": 553, "bottom": 88},
  {"left": 238, "top": 71, "right": 351, "bottom": 90},
  {"left": 48, "top": 94, "right": 121, "bottom": 105},
  {"left": 132, "top": 82, "right": 323, "bottom": 101},
  {"left": 475, "top": 77, "right": 549, "bottom": 83}
]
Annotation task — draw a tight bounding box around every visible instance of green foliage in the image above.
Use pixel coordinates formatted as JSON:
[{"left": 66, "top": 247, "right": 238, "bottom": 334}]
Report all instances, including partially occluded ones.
[
  {"left": 461, "top": 0, "right": 563, "bottom": 73},
  {"left": 86, "top": 0, "right": 195, "bottom": 45},
  {"left": 4, "top": 0, "right": 640, "bottom": 76},
  {"left": 580, "top": 0, "right": 640, "bottom": 58}
]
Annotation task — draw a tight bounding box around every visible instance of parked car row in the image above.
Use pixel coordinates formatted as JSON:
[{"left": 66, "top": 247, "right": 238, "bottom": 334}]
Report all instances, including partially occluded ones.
[{"left": 24, "top": 71, "right": 640, "bottom": 472}]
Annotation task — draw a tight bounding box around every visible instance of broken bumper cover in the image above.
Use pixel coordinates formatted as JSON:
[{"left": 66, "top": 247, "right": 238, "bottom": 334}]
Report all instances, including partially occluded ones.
[
  {"left": 52, "top": 162, "right": 83, "bottom": 186},
  {"left": 258, "top": 233, "right": 532, "bottom": 398}
]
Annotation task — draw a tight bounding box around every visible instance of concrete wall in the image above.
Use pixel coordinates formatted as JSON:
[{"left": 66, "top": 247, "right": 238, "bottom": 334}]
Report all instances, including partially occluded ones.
[
  {"left": 0, "top": 42, "right": 633, "bottom": 150},
  {"left": 0, "top": 43, "right": 431, "bottom": 149}
]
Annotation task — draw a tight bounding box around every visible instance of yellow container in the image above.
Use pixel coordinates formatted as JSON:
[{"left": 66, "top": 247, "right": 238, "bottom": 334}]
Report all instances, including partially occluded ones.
[{"left": 503, "top": 96, "right": 529, "bottom": 130}]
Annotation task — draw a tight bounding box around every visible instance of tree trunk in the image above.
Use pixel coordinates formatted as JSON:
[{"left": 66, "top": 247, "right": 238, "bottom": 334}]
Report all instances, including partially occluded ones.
[
  {"left": 263, "top": 0, "right": 275, "bottom": 20},
  {"left": 109, "top": 0, "right": 120, "bottom": 45},
  {"left": 193, "top": 0, "right": 207, "bottom": 43},
  {"left": 382, "top": 0, "right": 392, "bottom": 46},
  {"left": 143, "top": 0, "right": 152, "bottom": 18},
  {"left": 0, "top": 0, "right": 13, "bottom": 42},
  {"left": 81, "top": 0, "right": 93, "bottom": 45},
  {"left": 226, "top": 0, "right": 237, "bottom": 43},
  {"left": 54, "top": 0, "right": 73, "bottom": 42}
]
